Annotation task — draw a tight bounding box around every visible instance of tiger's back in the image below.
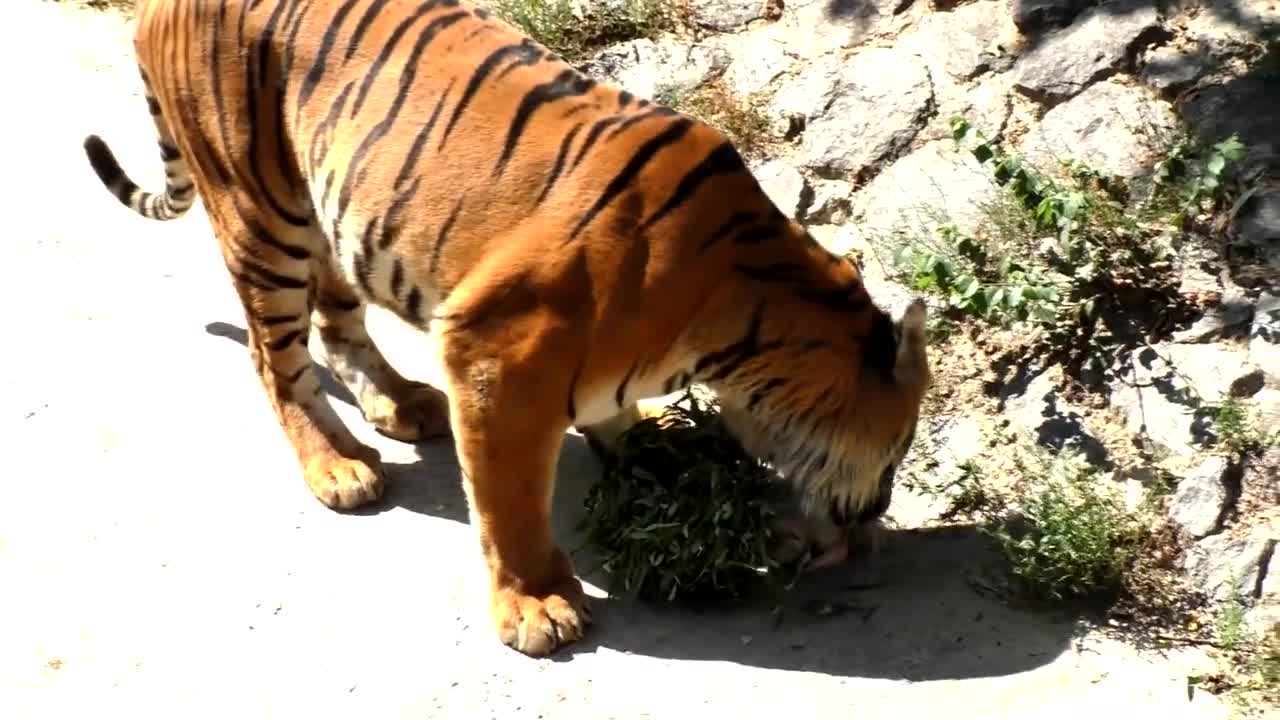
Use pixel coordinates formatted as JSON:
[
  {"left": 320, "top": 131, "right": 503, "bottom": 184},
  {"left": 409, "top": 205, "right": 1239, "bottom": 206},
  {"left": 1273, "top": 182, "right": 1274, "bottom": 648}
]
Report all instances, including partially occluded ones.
[{"left": 84, "top": 0, "right": 931, "bottom": 658}]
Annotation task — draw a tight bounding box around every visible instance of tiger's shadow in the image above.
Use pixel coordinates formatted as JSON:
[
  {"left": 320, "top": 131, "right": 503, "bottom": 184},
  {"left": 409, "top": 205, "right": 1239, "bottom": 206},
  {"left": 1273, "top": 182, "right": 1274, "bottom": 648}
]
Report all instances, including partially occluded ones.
[{"left": 206, "top": 320, "right": 1079, "bottom": 682}]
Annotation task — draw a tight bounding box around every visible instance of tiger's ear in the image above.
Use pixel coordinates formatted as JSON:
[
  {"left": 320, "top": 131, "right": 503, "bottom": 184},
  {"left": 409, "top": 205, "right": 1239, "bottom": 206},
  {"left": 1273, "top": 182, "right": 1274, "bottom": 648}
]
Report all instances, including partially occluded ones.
[
  {"left": 900, "top": 298, "right": 927, "bottom": 342},
  {"left": 894, "top": 298, "right": 930, "bottom": 387}
]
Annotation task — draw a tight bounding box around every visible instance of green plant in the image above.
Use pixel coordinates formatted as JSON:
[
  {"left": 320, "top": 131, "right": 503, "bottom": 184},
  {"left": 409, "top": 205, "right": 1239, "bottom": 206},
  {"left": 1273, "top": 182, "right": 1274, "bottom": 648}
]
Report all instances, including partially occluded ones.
[
  {"left": 986, "top": 445, "right": 1150, "bottom": 604},
  {"left": 654, "top": 80, "right": 773, "bottom": 159},
  {"left": 491, "top": 0, "right": 673, "bottom": 61},
  {"left": 577, "top": 388, "right": 786, "bottom": 604},
  {"left": 1207, "top": 396, "right": 1279, "bottom": 456},
  {"left": 1150, "top": 133, "right": 1248, "bottom": 225}
]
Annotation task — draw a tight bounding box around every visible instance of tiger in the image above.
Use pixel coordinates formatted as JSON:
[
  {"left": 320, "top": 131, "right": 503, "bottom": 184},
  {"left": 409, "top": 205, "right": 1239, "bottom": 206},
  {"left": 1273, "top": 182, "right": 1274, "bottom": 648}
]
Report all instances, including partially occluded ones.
[{"left": 81, "top": 0, "right": 932, "bottom": 657}]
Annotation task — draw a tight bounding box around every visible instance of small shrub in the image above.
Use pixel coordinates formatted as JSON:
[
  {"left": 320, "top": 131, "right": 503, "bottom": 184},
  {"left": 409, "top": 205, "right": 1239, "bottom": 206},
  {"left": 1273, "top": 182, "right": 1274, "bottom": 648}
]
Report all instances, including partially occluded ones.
[
  {"left": 1207, "top": 395, "right": 1279, "bottom": 456},
  {"left": 654, "top": 80, "right": 773, "bottom": 159},
  {"left": 491, "top": 0, "right": 673, "bottom": 60},
  {"left": 988, "top": 445, "right": 1150, "bottom": 603},
  {"left": 577, "top": 389, "right": 786, "bottom": 604}
]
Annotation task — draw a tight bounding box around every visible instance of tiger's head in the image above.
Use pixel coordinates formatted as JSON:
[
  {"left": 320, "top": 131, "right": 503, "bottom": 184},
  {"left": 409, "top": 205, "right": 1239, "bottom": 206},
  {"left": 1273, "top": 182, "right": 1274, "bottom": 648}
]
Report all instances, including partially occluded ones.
[{"left": 689, "top": 227, "right": 932, "bottom": 542}]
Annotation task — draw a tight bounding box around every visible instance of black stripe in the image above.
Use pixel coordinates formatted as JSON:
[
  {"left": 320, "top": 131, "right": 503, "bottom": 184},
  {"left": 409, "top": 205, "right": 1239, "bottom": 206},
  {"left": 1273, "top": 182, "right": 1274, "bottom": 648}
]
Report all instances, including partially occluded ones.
[
  {"left": 390, "top": 258, "right": 405, "bottom": 299},
  {"left": 380, "top": 176, "right": 421, "bottom": 249},
  {"left": 308, "top": 81, "right": 355, "bottom": 175},
  {"left": 569, "top": 118, "right": 694, "bottom": 240},
  {"left": 698, "top": 211, "right": 756, "bottom": 252},
  {"left": 159, "top": 142, "right": 181, "bottom": 162},
  {"left": 606, "top": 106, "right": 677, "bottom": 140},
  {"left": 246, "top": 0, "right": 308, "bottom": 227},
  {"left": 352, "top": 0, "right": 456, "bottom": 117},
  {"left": 354, "top": 218, "right": 379, "bottom": 295},
  {"left": 441, "top": 39, "right": 543, "bottom": 148},
  {"left": 864, "top": 311, "right": 898, "bottom": 382},
  {"left": 734, "top": 262, "right": 807, "bottom": 284},
  {"left": 430, "top": 197, "right": 464, "bottom": 276},
  {"left": 393, "top": 78, "right": 456, "bottom": 190},
  {"left": 262, "top": 313, "right": 301, "bottom": 326},
  {"left": 344, "top": 0, "right": 396, "bottom": 62},
  {"left": 640, "top": 141, "right": 744, "bottom": 231},
  {"left": 731, "top": 224, "right": 779, "bottom": 245},
  {"left": 406, "top": 286, "right": 424, "bottom": 321},
  {"left": 536, "top": 123, "right": 585, "bottom": 205},
  {"left": 615, "top": 362, "right": 638, "bottom": 407},
  {"left": 618, "top": 91, "right": 634, "bottom": 108},
  {"left": 237, "top": 257, "right": 309, "bottom": 291},
  {"left": 569, "top": 115, "right": 623, "bottom": 172},
  {"left": 297, "top": 0, "right": 361, "bottom": 120},
  {"left": 338, "top": 10, "right": 469, "bottom": 222},
  {"left": 146, "top": 95, "right": 161, "bottom": 115},
  {"left": 286, "top": 366, "right": 309, "bottom": 384},
  {"left": 567, "top": 363, "right": 582, "bottom": 421},
  {"left": 495, "top": 69, "right": 596, "bottom": 177},
  {"left": 797, "top": 285, "right": 870, "bottom": 313},
  {"left": 281, "top": 0, "right": 312, "bottom": 74},
  {"left": 747, "top": 378, "right": 786, "bottom": 412},
  {"left": 248, "top": 218, "right": 311, "bottom": 260},
  {"left": 269, "top": 330, "right": 304, "bottom": 352}
]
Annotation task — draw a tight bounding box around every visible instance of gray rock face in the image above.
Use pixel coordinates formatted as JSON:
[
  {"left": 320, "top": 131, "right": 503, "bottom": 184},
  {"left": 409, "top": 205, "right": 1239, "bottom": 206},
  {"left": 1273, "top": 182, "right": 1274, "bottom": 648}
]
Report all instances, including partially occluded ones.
[
  {"left": 1140, "top": 42, "right": 1213, "bottom": 92},
  {"left": 1013, "top": 0, "right": 1160, "bottom": 102},
  {"left": 720, "top": 27, "right": 791, "bottom": 96},
  {"left": 689, "top": 0, "right": 765, "bottom": 32},
  {"left": 849, "top": 139, "right": 1000, "bottom": 242},
  {"left": 1251, "top": 292, "right": 1280, "bottom": 386},
  {"left": 1011, "top": 0, "right": 1093, "bottom": 34},
  {"left": 1183, "top": 532, "right": 1275, "bottom": 602},
  {"left": 780, "top": 47, "right": 932, "bottom": 176},
  {"left": 806, "top": 179, "right": 853, "bottom": 224},
  {"left": 752, "top": 159, "right": 810, "bottom": 219},
  {"left": 1020, "top": 80, "right": 1179, "bottom": 179},
  {"left": 1242, "top": 446, "right": 1280, "bottom": 507},
  {"left": 1108, "top": 342, "right": 1254, "bottom": 461},
  {"left": 580, "top": 38, "right": 731, "bottom": 101},
  {"left": 899, "top": 0, "right": 1013, "bottom": 82},
  {"left": 1168, "top": 455, "right": 1231, "bottom": 538}
]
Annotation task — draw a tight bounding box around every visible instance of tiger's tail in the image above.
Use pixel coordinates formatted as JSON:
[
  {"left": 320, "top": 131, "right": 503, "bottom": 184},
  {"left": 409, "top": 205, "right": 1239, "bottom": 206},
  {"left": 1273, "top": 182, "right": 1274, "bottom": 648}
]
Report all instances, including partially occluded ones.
[{"left": 82, "top": 73, "right": 197, "bottom": 222}]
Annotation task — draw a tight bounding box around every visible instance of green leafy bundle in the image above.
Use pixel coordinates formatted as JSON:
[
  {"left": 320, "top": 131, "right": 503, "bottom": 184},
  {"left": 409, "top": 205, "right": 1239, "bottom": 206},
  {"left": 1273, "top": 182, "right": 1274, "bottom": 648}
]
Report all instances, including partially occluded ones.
[{"left": 578, "top": 390, "right": 784, "bottom": 604}]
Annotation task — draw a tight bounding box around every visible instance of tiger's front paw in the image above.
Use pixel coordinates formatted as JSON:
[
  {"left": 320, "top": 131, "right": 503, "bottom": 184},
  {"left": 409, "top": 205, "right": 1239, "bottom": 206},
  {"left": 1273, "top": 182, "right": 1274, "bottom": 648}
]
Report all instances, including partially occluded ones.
[
  {"left": 490, "top": 574, "right": 591, "bottom": 657},
  {"left": 366, "top": 381, "right": 452, "bottom": 443},
  {"left": 303, "top": 448, "right": 384, "bottom": 510}
]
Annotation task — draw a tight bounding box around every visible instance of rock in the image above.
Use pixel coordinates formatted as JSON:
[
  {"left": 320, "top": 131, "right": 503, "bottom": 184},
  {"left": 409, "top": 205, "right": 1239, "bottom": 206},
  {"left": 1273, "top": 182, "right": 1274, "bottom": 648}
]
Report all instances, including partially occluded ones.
[
  {"left": 1242, "top": 446, "right": 1280, "bottom": 507},
  {"left": 806, "top": 179, "right": 853, "bottom": 224},
  {"left": 1139, "top": 42, "right": 1213, "bottom": 93},
  {"left": 1183, "top": 531, "right": 1274, "bottom": 602},
  {"left": 1004, "top": 370, "right": 1109, "bottom": 464},
  {"left": 1179, "top": 77, "right": 1280, "bottom": 178},
  {"left": 1012, "top": 0, "right": 1160, "bottom": 103},
  {"left": 771, "top": 0, "right": 913, "bottom": 62},
  {"left": 1171, "top": 303, "right": 1254, "bottom": 343},
  {"left": 1168, "top": 455, "right": 1231, "bottom": 538},
  {"left": 1230, "top": 182, "right": 1280, "bottom": 254},
  {"left": 920, "top": 71, "right": 1014, "bottom": 143},
  {"left": 1011, "top": 0, "right": 1093, "bottom": 35},
  {"left": 1181, "top": 0, "right": 1280, "bottom": 62},
  {"left": 898, "top": 1, "right": 1016, "bottom": 82},
  {"left": 1250, "top": 292, "right": 1280, "bottom": 385},
  {"left": 1108, "top": 342, "right": 1255, "bottom": 461},
  {"left": 580, "top": 38, "right": 731, "bottom": 102},
  {"left": 720, "top": 27, "right": 791, "bottom": 96},
  {"left": 779, "top": 47, "right": 932, "bottom": 177},
  {"left": 1020, "top": 80, "right": 1180, "bottom": 180},
  {"left": 689, "top": 0, "right": 765, "bottom": 32},
  {"left": 752, "top": 159, "right": 809, "bottom": 219},
  {"left": 849, "top": 139, "right": 1000, "bottom": 243}
]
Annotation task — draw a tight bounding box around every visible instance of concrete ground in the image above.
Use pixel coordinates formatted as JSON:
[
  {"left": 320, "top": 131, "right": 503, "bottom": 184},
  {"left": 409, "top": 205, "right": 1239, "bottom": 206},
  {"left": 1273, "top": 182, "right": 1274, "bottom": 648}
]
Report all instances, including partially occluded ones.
[{"left": 0, "top": 1, "right": 1241, "bottom": 717}]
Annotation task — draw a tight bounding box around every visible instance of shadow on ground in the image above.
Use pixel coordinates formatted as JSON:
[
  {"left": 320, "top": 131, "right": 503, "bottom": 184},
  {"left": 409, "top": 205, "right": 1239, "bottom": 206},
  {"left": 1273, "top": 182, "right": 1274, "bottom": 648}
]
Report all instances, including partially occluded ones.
[{"left": 202, "top": 320, "right": 1080, "bottom": 681}]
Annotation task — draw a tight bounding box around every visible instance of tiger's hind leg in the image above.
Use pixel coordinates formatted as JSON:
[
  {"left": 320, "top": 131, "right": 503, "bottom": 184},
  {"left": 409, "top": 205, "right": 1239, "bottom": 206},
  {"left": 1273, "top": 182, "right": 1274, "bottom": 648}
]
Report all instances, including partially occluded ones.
[
  {"left": 211, "top": 209, "right": 384, "bottom": 510},
  {"left": 311, "top": 260, "right": 451, "bottom": 443}
]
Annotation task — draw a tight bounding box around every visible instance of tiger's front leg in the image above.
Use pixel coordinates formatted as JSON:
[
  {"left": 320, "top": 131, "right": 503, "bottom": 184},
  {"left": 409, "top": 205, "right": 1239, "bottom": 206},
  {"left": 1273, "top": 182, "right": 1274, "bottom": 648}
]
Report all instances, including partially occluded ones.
[{"left": 440, "top": 335, "right": 590, "bottom": 656}]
